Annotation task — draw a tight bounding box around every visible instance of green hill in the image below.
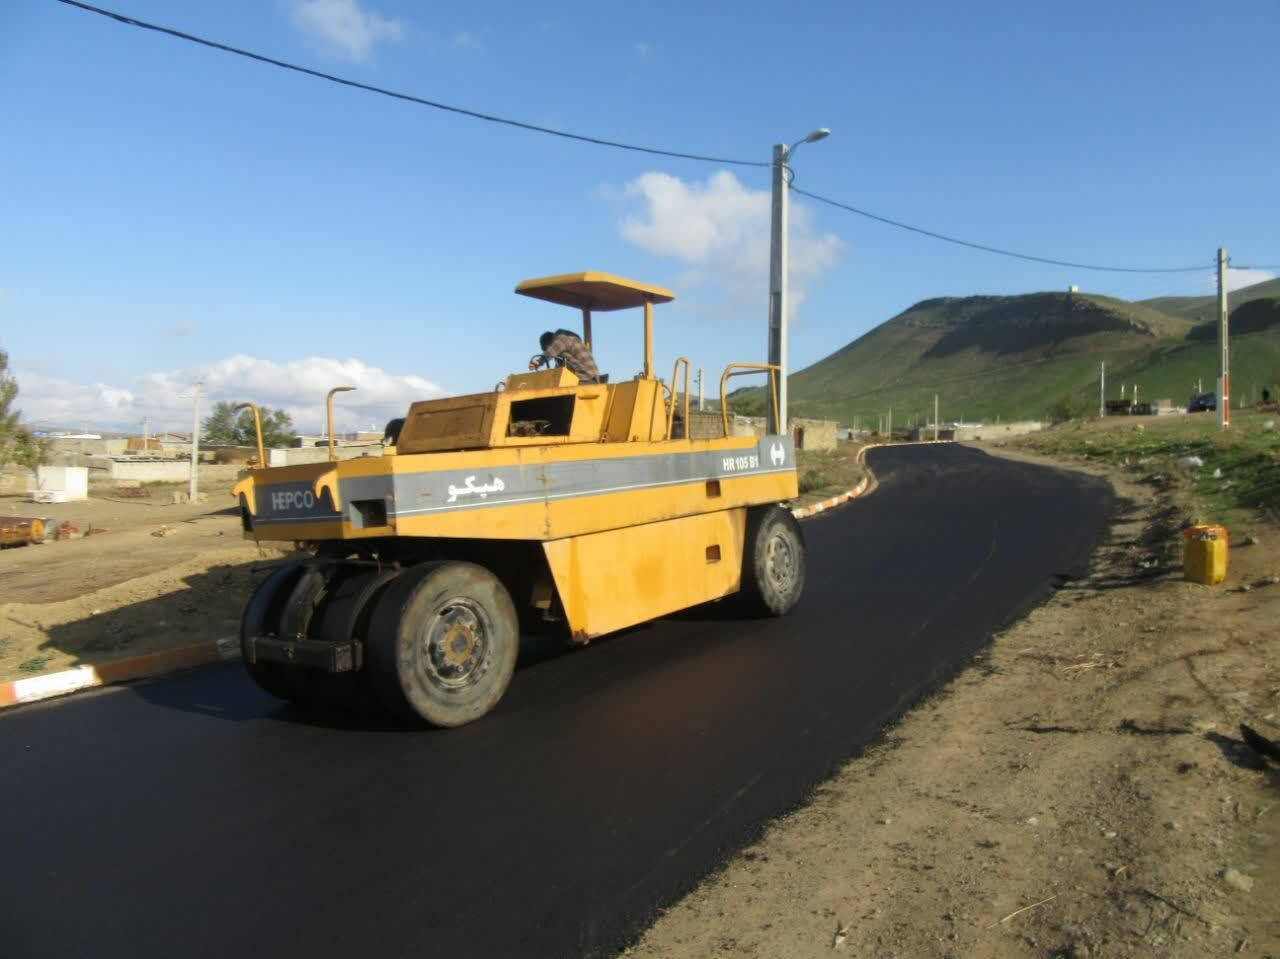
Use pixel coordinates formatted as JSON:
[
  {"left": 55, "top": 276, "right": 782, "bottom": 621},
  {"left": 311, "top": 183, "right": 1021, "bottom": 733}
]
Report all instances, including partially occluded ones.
[
  {"left": 1140, "top": 277, "right": 1280, "bottom": 322},
  {"left": 739, "top": 283, "right": 1280, "bottom": 427}
]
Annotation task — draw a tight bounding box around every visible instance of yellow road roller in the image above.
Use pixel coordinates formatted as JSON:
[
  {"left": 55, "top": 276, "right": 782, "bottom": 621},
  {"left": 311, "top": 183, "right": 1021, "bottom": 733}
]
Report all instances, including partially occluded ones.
[{"left": 232, "top": 272, "right": 804, "bottom": 726}]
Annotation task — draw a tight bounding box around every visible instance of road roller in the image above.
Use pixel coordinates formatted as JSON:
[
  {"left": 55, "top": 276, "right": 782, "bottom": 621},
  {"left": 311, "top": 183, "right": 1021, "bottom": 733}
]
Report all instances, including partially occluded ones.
[{"left": 232, "top": 272, "right": 805, "bottom": 726}]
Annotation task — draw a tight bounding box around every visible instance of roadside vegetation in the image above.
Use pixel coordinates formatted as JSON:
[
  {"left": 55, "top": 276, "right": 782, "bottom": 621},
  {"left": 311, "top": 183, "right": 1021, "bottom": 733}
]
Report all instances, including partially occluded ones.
[
  {"left": 202, "top": 400, "right": 297, "bottom": 448},
  {"left": 793, "top": 440, "right": 867, "bottom": 507},
  {"left": 1011, "top": 410, "right": 1279, "bottom": 525}
]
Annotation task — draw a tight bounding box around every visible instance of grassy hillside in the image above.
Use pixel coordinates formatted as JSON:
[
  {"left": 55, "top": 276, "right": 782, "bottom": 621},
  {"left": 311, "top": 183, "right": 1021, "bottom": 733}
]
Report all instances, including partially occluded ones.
[
  {"left": 735, "top": 289, "right": 1280, "bottom": 427},
  {"left": 1141, "top": 276, "right": 1280, "bottom": 322}
]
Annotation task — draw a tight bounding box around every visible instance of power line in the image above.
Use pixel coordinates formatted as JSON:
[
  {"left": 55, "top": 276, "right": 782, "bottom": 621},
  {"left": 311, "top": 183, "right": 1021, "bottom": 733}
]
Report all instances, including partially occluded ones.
[
  {"left": 1229, "top": 262, "right": 1280, "bottom": 271},
  {"left": 53, "top": 0, "right": 769, "bottom": 169},
  {"left": 791, "top": 184, "right": 1211, "bottom": 274},
  {"left": 52, "top": 0, "right": 1241, "bottom": 278}
]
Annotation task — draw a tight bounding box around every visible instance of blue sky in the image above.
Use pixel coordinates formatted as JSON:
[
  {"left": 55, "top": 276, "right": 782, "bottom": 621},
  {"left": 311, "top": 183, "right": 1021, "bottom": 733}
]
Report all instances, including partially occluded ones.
[{"left": 2, "top": 0, "right": 1277, "bottom": 431}]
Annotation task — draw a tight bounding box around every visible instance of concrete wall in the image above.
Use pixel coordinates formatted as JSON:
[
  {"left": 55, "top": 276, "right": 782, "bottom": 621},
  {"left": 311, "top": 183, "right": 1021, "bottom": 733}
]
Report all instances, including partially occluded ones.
[
  {"left": 687, "top": 411, "right": 763, "bottom": 440},
  {"left": 792, "top": 418, "right": 837, "bottom": 451},
  {"left": 267, "top": 444, "right": 384, "bottom": 467},
  {"left": 36, "top": 466, "right": 89, "bottom": 500},
  {"left": 685, "top": 412, "right": 837, "bottom": 449},
  {"left": 46, "top": 438, "right": 128, "bottom": 456},
  {"left": 952, "top": 421, "right": 1045, "bottom": 442},
  {"left": 106, "top": 459, "right": 192, "bottom": 482}
]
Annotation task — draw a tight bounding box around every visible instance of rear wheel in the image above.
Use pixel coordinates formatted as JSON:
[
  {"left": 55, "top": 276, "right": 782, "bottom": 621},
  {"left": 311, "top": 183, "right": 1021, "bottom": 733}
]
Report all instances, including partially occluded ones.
[
  {"left": 366, "top": 561, "right": 519, "bottom": 727},
  {"left": 740, "top": 505, "right": 806, "bottom": 616},
  {"left": 240, "top": 564, "right": 307, "bottom": 700}
]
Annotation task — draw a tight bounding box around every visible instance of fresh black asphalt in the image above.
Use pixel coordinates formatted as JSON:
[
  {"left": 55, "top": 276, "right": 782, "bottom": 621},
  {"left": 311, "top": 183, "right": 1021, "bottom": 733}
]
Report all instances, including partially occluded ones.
[{"left": 0, "top": 444, "right": 1112, "bottom": 958}]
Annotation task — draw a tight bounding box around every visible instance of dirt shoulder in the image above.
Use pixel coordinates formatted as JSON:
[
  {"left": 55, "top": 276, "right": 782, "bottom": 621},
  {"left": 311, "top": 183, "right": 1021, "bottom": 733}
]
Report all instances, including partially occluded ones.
[
  {"left": 627, "top": 445, "right": 1280, "bottom": 958},
  {"left": 0, "top": 467, "right": 288, "bottom": 682}
]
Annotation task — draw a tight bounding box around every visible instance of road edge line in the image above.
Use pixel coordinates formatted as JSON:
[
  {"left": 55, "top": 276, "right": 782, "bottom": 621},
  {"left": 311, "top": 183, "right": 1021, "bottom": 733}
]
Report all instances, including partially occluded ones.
[
  {"left": 791, "top": 444, "right": 881, "bottom": 521},
  {"left": 2, "top": 445, "right": 916, "bottom": 710},
  {"left": 0, "top": 636, "right": 240, "bottom": 710}
]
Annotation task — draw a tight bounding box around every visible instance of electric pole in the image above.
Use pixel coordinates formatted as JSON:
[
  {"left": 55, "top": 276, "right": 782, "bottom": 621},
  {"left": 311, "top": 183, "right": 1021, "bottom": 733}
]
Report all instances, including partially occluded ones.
[
  {"left": 767, "top": 128, "right": 830, "bottom": 435},
  {"left": 1099, "top": 361, "right": 1105, "bottom": 418},
  {"left": 768, "top": 144, "right": 789, "bottom": 435},
  {"left": 1218, "top": 247, "right": 1230, "bottom": 429},
  {"left": 933, "top": 394, "right": 940, "bottom": 441},
  {"left": 189, "top": 382, "right": 202, "bottom": 502},
  {"left": 697, "top": 368, "right": 704, "bottom": 411}
]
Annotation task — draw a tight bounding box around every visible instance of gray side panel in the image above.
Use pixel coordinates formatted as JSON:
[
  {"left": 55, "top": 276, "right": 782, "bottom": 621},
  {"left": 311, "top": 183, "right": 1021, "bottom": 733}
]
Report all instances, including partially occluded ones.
[
  {"left": 250, "top": 436, "right": 795, "bottom": 529},
  {"left": 390, "top": 435, "right": 794, "bottom": 518}
]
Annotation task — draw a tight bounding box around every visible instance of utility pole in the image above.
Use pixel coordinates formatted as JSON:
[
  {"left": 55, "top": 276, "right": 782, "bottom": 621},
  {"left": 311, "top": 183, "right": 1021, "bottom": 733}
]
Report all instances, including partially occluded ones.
[
  {"left": 1218, "top": 247, "right": 1230, "bottom": 429},
  {"left": 1133, "top": 384, "right": 1139, "bottom": 407},
  {"left": 697, "top": 367, "right": 704, "bottom": 411},
  {"left": 933, "top": 394, "right": 939, "bottom": 441},
  {"left": 767, "top": 143, "right": 789, "bottom": 435},
  {"left": 767, "top": 128, "right": 830, "bottom": 436},
  {"left": 142, "top": 416, "right": 149, "bottom": 451},
  {"left": 189, "top": 382, "right": 202, "bottom": 502},
  {"left": 1099, "top": 361, "right": 1106, "bottom": 418},
  {"left": 887, "top": 406, "right": 893, "bottom": 437}
]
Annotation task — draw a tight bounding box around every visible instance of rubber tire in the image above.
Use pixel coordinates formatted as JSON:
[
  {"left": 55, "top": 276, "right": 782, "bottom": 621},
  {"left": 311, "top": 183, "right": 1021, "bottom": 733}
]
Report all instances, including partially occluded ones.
[
  {"left": 366, "top": 561, "right": 519, "bottom": 727},
  {"left": 740, "top": 505, "right": 806, "bottom": 616},
  {"left": 290, "top": 567, "right": 397, "bottom": 712},
  {"left": 240, "top": 564, "right": 307, "bottom": 700}
]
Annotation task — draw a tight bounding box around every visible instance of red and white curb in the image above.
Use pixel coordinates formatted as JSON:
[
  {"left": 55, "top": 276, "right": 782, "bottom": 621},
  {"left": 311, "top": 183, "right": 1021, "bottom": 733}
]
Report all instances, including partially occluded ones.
[
  {"left": 791, "top": 474, "right": 871, "bottom": 520},
  {"left": 0, "top": 636, "right": 240, "bottom": 710}
]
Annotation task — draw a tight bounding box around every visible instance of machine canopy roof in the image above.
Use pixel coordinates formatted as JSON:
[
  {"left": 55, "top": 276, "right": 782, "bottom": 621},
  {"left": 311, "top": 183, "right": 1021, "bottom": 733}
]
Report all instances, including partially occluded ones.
[{"left": 515, "top": 272, "right": 675, "bottom": 312}]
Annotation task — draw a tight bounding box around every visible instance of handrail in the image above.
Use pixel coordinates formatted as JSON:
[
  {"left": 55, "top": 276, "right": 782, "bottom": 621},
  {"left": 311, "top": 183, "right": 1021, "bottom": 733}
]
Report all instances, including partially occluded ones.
[
  {"left": 326, "top": 386, "right": 357, "bottom": 461},
  {"left": 719, "top": 363, "right": 780, "bottom": 438},
  {"left": 666, "top": 357, "right": 690, "bottom": 439},
  {"left": 233, "top": 402, "right": 265, "bottom": 467}
]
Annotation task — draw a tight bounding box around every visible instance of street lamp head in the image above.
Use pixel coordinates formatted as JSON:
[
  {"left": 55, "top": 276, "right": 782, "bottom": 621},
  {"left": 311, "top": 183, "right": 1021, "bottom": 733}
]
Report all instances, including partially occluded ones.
[{"left": 801, "top": 128, "right": 831, "bottom": 144}]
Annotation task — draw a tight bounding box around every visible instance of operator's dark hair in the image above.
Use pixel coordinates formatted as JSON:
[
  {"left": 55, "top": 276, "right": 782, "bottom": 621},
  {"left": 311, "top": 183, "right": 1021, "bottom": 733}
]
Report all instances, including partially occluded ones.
[{"left": 540, "top": 329, "right": 581, "bottom": 351}]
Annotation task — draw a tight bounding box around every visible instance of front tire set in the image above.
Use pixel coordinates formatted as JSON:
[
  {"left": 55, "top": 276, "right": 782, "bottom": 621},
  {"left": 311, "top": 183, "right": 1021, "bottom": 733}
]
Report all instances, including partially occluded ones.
[
  {"left": 241, "top": 560, "right": 518, "bottom": 728},
  {"left": 241, "top": 505, "right": 805, "bottom": 727}
]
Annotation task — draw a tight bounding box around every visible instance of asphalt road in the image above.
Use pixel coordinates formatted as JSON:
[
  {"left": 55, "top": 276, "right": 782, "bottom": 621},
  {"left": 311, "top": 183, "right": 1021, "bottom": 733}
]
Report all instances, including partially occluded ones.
[{"left": 1, "top": 444, "right": 1111, "bottom": 958}]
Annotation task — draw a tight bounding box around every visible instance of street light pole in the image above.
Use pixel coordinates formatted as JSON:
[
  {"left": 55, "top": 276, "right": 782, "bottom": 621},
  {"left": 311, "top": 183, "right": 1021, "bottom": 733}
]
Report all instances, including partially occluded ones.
[
  {"left": 189, "top": 382, "right": 202, "bottom": 502},
  {"left": 768, "top": 127, "right": 829, "bottom": 436}
]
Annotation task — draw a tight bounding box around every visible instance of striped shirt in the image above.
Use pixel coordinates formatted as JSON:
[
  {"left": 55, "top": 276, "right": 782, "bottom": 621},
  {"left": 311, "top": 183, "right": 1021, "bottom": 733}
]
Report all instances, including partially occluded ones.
[{"left": 541, "top": 332, "right": 601, "bottom": 383}]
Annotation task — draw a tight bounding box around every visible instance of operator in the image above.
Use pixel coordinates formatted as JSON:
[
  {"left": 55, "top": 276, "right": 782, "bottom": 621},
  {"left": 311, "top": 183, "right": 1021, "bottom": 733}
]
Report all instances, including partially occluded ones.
[{"left": 530, "top": 329, "right": 602, "bottom": 384}]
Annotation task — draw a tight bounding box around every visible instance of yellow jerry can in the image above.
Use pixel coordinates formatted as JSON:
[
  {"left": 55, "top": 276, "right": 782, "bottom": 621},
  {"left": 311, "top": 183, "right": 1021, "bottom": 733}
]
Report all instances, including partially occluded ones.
[{"left": 1183, "top": 524, "right": 1228, "bottom": 585}]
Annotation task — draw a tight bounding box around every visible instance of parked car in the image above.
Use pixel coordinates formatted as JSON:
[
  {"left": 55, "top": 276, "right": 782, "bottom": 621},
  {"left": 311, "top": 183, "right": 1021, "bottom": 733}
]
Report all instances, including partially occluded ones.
[{"left": 1187, "top": 392, "right": 1217, "bottom": 412}]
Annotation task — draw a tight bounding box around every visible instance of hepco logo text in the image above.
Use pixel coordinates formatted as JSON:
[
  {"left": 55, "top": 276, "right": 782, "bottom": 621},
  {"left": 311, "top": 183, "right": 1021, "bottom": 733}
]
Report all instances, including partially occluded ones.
[{"left": 270, "top": 490, "right": 315, "bottom": 512}]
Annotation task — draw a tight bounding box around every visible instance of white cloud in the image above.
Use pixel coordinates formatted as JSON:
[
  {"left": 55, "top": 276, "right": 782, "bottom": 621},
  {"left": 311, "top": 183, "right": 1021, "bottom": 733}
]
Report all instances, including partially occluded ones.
[
  {"left": 0, "top": 289, "right": 12, "bottom": 304},
  {"left": 167, "top": 321, "right": 197, "bottom": 337},
  {"left": 618, "top": 170, "right": 843, "bottom": 319},
  {"left": 287, "top": 0, "right": 403, "bottom": 62},
  {"left": 1195, "top": 267, "right": 1277, "bottom": 295},
  {"left": 633, "top": 42, "right": 653, "bottom": 58},
  {"left": 452, "top": 30, "right": 481, "bottom": 51},
  {"left": 15, "top": 355, "right": 446, "bottom": 434},
  {"left": 1226, "top": 267, "right": 1275, "bottom": 293}
]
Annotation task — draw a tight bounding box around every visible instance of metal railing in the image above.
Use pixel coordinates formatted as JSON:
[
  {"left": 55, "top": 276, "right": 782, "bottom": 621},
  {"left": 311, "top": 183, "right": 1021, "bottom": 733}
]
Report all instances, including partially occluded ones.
[
  {"left": 233, "top": 402, "right": 266, "bottom": 467},
  {"left": 666, "top": 357, "right": 690, "bottom": 440},
  {"left": 719, "top": 363, "right": 780, "bottom": 438}
]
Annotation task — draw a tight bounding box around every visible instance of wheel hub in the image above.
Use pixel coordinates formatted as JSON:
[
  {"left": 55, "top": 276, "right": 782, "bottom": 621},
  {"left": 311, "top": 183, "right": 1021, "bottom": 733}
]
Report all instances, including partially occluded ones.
[
  {"left": 423, "top": 601, "right": 489, "bottom": 688},
  {"left": 765, "top": 531, "right": 796, "bottom": 592}
]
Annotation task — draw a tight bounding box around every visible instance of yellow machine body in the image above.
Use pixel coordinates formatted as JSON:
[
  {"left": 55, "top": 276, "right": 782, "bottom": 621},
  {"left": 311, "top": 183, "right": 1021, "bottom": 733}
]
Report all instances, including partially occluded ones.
[{"left": 232, "top": 272, "right": 795, "bottom": 643}]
